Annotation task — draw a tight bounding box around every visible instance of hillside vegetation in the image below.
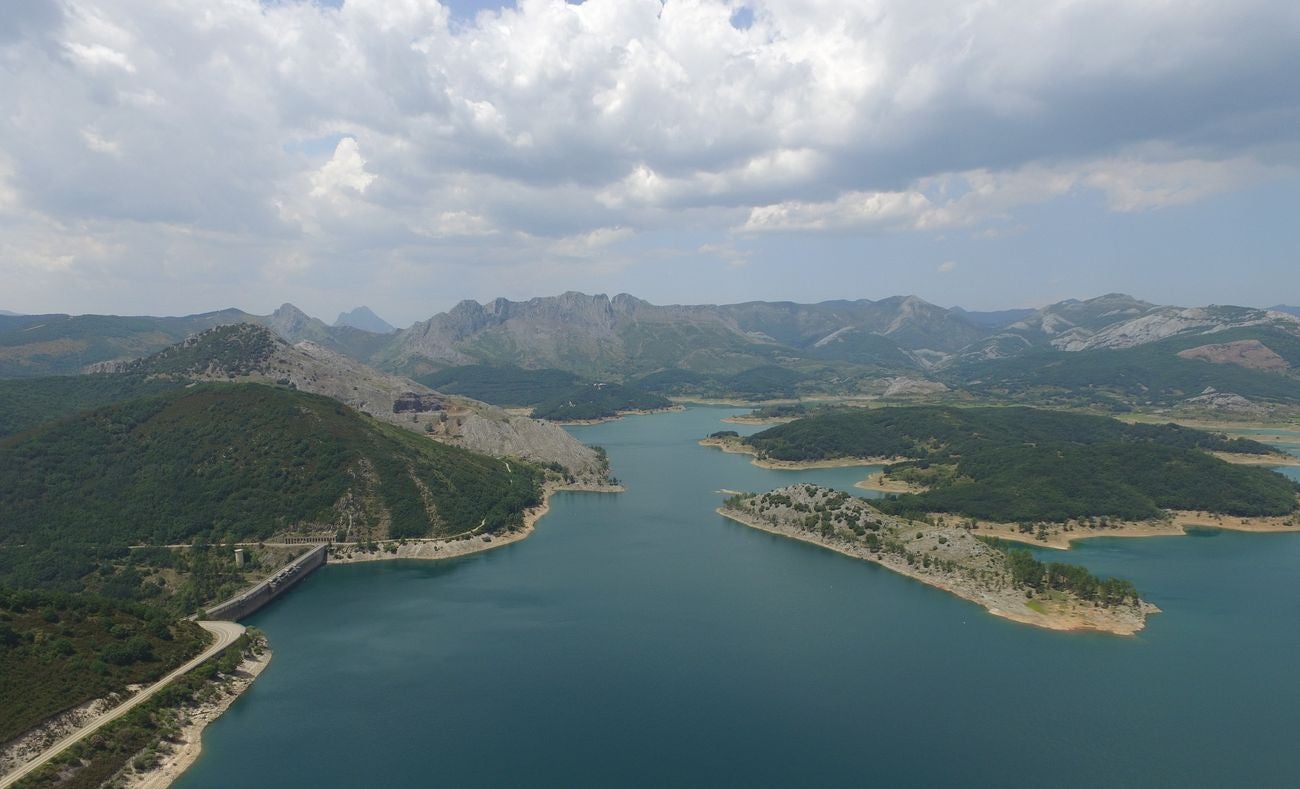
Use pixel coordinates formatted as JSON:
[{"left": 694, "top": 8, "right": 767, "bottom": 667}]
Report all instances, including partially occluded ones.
[
  {"left": 0, "top": 375, "right": 186, "bottom": 439},
  {"left": 743, "top": 406, "right": 1297, "bottom": 523},
  {"left": 0, "top": 589, "right": 207, "bottom": 744},
  {"left": 415, "top": 364, "right": 583, "bottom": 406},
  {"left": 951, "top": 327, "right": 1300, "bottom": 409},
  {"left": 531, "top": 383, "right": 672, "bottom": 421},
  {"left": 0, "top": 384, "right": 543, "bottom": 548}
]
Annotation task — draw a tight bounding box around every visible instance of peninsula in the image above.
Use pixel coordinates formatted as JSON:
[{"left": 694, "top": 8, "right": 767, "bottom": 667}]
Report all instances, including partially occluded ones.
[{"left": 719, "top": 485, "right": 1156, "bottom": 635}]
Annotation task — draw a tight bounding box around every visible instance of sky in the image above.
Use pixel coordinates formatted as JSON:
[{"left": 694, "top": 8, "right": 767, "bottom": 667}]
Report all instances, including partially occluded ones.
[{"left": 1, "top": 0, "right": 1298, "bottom": 327}]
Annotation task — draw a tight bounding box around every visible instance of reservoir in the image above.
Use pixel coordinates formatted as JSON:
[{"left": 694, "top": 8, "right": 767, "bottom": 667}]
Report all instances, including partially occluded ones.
[{"left": 177, "top": 407, "right": 1300, "bottom": 788}]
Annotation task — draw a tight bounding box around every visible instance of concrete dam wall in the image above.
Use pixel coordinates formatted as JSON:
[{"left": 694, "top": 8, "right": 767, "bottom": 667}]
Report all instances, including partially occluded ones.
[{"left": 205, "top": 543, "right": 328, "bottom": 621}]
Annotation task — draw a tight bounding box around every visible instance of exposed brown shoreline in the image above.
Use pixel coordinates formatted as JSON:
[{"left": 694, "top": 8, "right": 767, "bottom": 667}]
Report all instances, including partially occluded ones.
[
  {"left": 717, "top": 507, "right": 1153, "bottom": 635},
  {"left": 969, "top": 508, "right": 1300, "bottom": 550},
  {"left": 698, "top": 436, "right": 903, "bottom": 468},
  {"left": 119, "top": 647, "right": 273, "bottom": 788},
  {"left": 544, "top": 405, "right": 685, "bottom": 426}
]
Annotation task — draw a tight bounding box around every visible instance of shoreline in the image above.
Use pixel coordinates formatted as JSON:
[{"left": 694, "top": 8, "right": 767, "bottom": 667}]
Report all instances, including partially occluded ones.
[
  {"left": 121, "top": 647, "right": 273, "bottom": 789},
  {"left": 716, "top": 507, "right": 1151, "bottom": 635},
  {"left": 698, "top": 436, "right": 903, "bottom": 469},
  {"left": 328, "top": 482, "right": 624, "bottom": 565},
  {"left": 854, "top": 471, "right": 924, "bottom": 494},
  {"left": 1211, "top": 450, "right": 1300, "bottom": 466},
  {"left": 969, "top": 508, "right": 1300, "bottom": 550},
  {"left": 720, "top": 414, "right": 799, "bottom": 425},
  {"left": 543, "top": 405, "right": 685, "bottom": 426}
]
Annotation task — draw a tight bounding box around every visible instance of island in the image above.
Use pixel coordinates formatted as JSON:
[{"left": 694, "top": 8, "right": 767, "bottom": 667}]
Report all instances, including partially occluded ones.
[
  {"left": 708, "top": 406, "right": 1300, "bottom": 527},
  {"left": 719, "top": 484, "right": 1156, "bottom": 635}
]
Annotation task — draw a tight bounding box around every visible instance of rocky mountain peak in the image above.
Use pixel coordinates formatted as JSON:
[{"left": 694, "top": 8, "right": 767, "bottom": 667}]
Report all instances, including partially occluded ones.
[{"left": 335, "top": 306, "right": 396, "bottom": 334}]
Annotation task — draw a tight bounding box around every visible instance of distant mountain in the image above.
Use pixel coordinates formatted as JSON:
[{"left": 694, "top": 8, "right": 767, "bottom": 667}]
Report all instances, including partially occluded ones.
[
  {"left": 335, "top": 305, "right": 397, "bottom": 334},
  {"left": 0, "top": 309, "right": 258, "bottom": 378},
  {"left": 0, "top": 303, "right": 385, "bottom": 378},
  {"left": 0, "top": 310, "right": 20, "bottom": 316},
  {"left": 1270, "top": 305, "right": 1300, "bottom": 318},
  {"left": 380, "top": 291, "right": 989, "bottom": 378},
  {"left": 954, "top": 294, "right": 1300, "bottom": 363},
  {"left": 8, "top": 293, "right": 1300, "bottom": 410},
  {"left": 948, "top": 306, "right": 1036, "bottom": 329}
]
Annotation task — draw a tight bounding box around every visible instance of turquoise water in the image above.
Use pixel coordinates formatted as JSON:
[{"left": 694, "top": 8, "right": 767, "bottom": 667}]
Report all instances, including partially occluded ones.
[{"left": 178, "top": 407, "right": 1300, "bottom": 788}]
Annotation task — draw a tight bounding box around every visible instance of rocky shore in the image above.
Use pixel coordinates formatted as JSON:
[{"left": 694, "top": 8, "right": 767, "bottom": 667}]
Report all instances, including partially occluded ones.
[
  {"left": 719, "top": 485, "right": 1155, "bottom": 635},
  {"left": 328, "top": 482, "right": 624, "bottom": 564},
  {"left": 117, "top": 644, "right": 273, "bottom": 789}
]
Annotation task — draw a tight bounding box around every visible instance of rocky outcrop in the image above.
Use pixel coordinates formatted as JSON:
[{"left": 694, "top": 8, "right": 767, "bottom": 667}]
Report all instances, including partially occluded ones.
[
  {"left": 721, "top": 484, "right": 1154, "bottom": 635},
  {"left": 451, "top": 410, "right": 604, "bottom": 479},
  {"left": 1182, "top": 391, "right": 1265, "bottom": 414},
  {"left": 1177, "top": 340, "right": 1289, "bottom": 371},
  {"left": 393, "top": 393, "right": 444, "bottom": 413},
  {"left": 882, "top": 377, "right": 950, "bottom": 398}
]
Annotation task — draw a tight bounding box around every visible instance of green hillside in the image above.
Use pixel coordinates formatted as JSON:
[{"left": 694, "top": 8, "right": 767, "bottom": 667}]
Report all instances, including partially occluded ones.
[
  {"left": 0, "top": 375, "right": 186, "bottom": 439},
  {"left": 744, "top": 406, "right": 1275, "bottom": 462},
  {"left": 0, "top": 384, "right": 542, "bottom": 548},
  {"left": 416, "top": 364, "right": 583, "bottom": 406},
  {"left": 0, "top": 588, "right": 207, "bottom": 744},
  {"left": 0, "top": 311, "right": 249, "bottom": 378},
  {"left": 742, "top": 406, "right": 1297, "bottom": 522},
  {"left": 950, "top": 327, "right": 1300, "bottom": 407},
  {"left": 531, "top": 383, "right": 672, "bottom": 421},
  {"left": 635, "top": 365, "right": 813, "bottom": 400}
]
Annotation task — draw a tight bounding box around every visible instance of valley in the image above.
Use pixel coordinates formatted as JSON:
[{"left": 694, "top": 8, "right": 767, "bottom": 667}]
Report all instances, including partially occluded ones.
[{"left": 3, "top": 292, "right": 1300, "bottom": 788}]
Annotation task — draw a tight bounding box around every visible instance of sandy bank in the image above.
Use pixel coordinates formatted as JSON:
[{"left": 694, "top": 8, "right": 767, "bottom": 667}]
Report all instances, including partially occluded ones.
[
  {"left": 720, "top": 414, "right": 799, "bottom": 425},
  {"left": 854, "top": 471, "right": 924, "bottom": 494},
  {"left": 121, "top": 648, "right": 272, "bottom": 789},
  {"left": 698, "top": 436, "right": 903, "bottom": 469},
  {"left": 969, "top": 508, "right": 1300, "bottom": 550},
  {"left": 1212, "top": 450, "right": 1300, "bottom": 466}
]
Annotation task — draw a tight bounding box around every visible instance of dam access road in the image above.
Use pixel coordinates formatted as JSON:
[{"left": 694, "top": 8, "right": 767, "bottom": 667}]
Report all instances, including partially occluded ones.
[{"left": 0, "top": 621, "right": 246, "bottom": 789}]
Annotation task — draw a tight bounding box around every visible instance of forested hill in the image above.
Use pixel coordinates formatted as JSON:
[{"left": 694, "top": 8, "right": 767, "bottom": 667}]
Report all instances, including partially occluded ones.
[
  {"left": 0, "top": 384, "right": 542, "bottom": 548},
  {"left": 741, "top": 406, "right": 1298, "bottom": 523},
  {"left": 530, "top": 383, "right": 672, "bottom": 421},
  {"left": 744, "top": 406, "right": 1275, "bottom": 462}
]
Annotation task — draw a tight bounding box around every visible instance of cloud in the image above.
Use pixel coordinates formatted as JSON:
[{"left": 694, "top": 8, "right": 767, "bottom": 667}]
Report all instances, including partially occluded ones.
[
  {"left": 739, "top": 152, "right": 1287, "bottom": 233},
  {"left": 937, "top": 260, "right": 957, "bottom": 273},
  {"left": 0, "top": 0, "right": 1296, "bottom": 315}
]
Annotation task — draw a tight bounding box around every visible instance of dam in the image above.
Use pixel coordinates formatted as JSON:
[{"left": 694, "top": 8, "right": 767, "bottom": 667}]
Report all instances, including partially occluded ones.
[{"left": 204, "top": 543, "right": 328, "bottom": 621}]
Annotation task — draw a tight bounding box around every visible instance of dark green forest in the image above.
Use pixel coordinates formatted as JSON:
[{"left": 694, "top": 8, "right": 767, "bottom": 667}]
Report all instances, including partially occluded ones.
[
  {"left": 0, "top": 588, "right": 208, "bottom": 744},
  {"left": 531, "top": 383, "right": 672, "bottom": 420},
  {"left": 0, "top": 375, "right": 185, "bottom": 439},
  {"left": 635, "top": 365, "right": 809, "bottom": 400},
  {"left": 743, "top": 406, "right": 1297, "bottom": 522},
  {"left": 0, "top": 383, "right": 542, "bottom": 548},
  {"left": 415, "top": 364, "right": 583, "bottom": 406}
]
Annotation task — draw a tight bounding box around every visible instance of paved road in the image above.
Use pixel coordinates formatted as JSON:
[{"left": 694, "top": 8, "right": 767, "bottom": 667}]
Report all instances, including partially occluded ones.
[{"left": 0, "top": 621, "right": 246, "bottom": 788}]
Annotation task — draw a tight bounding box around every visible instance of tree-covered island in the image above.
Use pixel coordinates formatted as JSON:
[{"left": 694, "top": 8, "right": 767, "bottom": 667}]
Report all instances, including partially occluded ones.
[{"left": 704, "top": 406, "right": 1300, "bottom": 542}]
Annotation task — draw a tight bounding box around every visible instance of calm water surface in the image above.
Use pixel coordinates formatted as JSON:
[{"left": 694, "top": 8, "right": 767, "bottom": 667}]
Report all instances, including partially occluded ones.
[{"left": 178, "top": 407, "right": 1300, "bottom": 788}]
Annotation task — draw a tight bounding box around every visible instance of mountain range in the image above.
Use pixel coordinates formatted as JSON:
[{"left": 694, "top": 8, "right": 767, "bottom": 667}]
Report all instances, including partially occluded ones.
[{"left": 3, "top": 292, "right": 1299, "bottom": 413}]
